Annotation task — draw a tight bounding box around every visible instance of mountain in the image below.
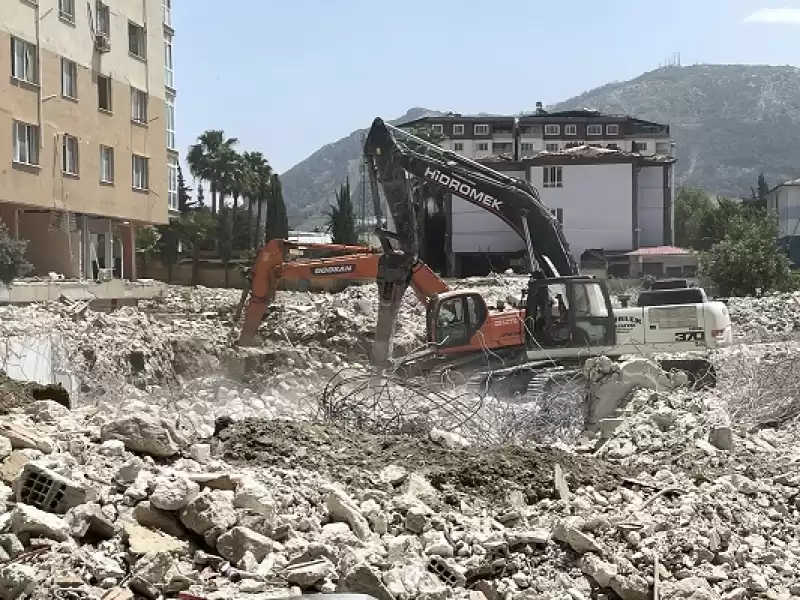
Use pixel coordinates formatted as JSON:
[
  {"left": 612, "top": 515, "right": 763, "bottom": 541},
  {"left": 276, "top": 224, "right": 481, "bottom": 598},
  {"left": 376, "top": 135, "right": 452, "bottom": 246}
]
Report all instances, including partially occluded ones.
[
  {"left": 281, "top": 65, "right": 800, "bottom": 228},
  {"left": 280, "top": 108, "right": 445, "bottom": 230}
]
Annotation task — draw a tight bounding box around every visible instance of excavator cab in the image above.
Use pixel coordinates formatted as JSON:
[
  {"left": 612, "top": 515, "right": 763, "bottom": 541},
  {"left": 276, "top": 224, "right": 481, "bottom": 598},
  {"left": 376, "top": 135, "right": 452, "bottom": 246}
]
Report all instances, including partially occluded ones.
[
  {"left": 426, "top": 291, "right": 489, "bottom": 351},
  {"left": 524, "top": 276, "right": 616, "bottom": 353}
]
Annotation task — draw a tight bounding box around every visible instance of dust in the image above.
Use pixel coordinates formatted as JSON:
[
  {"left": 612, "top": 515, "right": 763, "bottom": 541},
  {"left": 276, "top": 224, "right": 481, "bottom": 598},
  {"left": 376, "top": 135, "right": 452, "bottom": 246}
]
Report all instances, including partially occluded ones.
[{"left": 217, "top": 418, "right": 623, "bottom": 504}]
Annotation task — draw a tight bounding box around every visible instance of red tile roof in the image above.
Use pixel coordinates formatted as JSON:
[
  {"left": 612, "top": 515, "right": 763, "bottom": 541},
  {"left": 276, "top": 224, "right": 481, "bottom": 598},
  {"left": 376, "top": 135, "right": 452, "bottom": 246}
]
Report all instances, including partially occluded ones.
[{"left": 626, "top": 246, "right": 693, "bottom": 256}]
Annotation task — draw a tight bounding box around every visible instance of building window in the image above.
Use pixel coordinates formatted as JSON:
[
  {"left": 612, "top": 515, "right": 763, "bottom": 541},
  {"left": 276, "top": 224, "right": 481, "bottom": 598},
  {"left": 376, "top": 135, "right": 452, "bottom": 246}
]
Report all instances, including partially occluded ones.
[
  {"left": 565, "top": 124, "right": 577, "bottom": 136},
  {"left": 543, "top": 166, "right": 563, "bottom": 188},
  {"left": 474, "top": 124, "right": 489, "bottom": 135},
  {"left": 521, "top": 125, "right": 542, "bottom": 135},
  {"left": 550, "top": 208, "right": 564, "bottom": 224},
  {"left": 132, "top": 155, "right": 149, "bottom": 190},
  {"left": 545, "top": 143, "right": 559, "bottom": 152},
  {"left": 431, "top": 124, "right": 443, "bottom": 134},
  {"left": 59, "top": 0, "right": 75, "bottom": 23},
  {"left": 163, "top": 0, "right": 172, "bottom": 27},
  {"left": 128, "top": 22, "right": 146, "bottom": 59},
  {"left": 453, "top": 142, "right": 464, "bottom": 152},
  {"left": 168, "top": 156, "right": 179, "bottom": 211},
  {"left": 62, "top": 134, "right": 79, "bottom": 175},
  {"left": 544, "top": 124, "right": 560, "bottom": 135},
  {"left": 606, "top": 124, "right": 619, "bottom": 135},
  {"left": 60, "top": 58, "right": 77, "bottom": 99},
  {"left": 13, "top": 122, "right": 39, "bottom": 166},
  {"left": 164, "top": 34, "right": 174, "bottom": 88},
  {"left": 96, "top": 2, "right": 110, "bottom": 35},
  {"left": 634, "top": 142, "right": 648, "bottom": 152},
  {"left": 97, "top": 75, "right": 112, "bottom": 111},
  {"left": 11, "top": 37, "right": 37, "bottom": 84},
  {"left": 587, "top": 124, "right": 603, "bottom": 136},
  {"left": 475, "top": 142, "right": 489, "bottom": 152},
  {"left": 131, "top": 88, "right": 148, "bottom": 124},
  {"left": 166, "top": 92, "right": 175, "bottom": 150},
  {"left": 99, "top": 146, "right": 114, "bottom": 183},
  {"left": 453, "top": 124, "right": 464, "bottom": 136},
  {"left": 607, "top": 143, "right": 619, "bottom": 150},
  {"left": 521, "top": 143, "right": 534, "bottom": 153}
]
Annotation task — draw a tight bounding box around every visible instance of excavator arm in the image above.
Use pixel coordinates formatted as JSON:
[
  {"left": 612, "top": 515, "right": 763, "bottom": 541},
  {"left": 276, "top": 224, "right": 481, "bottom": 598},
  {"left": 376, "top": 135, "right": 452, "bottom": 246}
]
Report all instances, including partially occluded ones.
[
  {"left": 237, "top": 239, "right": 450, "bottom": 346},
  {"left": 363, "top": 117, "right": 578, "bottom": 365}
]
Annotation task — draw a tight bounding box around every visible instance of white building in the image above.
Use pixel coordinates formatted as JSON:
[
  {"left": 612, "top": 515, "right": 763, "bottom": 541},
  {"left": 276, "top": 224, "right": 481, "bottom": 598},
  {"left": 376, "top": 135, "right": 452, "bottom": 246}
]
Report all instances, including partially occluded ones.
[
  {"left": 766, "top": 178, "right": 800, "bottom": 265},
  {"left": 446, "top": 148, "right": 676, "bottom": 276},
  {"left": 403, "top": 110, "right": 675, "bottom": 277}
]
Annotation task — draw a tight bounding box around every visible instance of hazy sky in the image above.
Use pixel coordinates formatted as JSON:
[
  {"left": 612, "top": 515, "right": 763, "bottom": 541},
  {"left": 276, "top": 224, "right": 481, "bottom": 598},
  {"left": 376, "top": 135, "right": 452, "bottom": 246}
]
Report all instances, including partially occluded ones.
[{"left": 173, "top": 1, "right": 800, "bottom": 175}]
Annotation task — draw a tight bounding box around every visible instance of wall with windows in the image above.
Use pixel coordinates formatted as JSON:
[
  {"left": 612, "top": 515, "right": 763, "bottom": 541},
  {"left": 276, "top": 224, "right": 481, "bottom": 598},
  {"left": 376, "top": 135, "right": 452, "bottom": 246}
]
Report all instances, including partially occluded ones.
[
  {"left": 0, "top": 1, "right": 173, "bottom": 224},
  {"left": 450, "top": 170, "right": 528, "bottom": 254},
  {"left": 528, "top": 162, "right": 634, "bottom": 258},
  {"left": 769, "top": 185, "right": 800, "bottom": 238}
]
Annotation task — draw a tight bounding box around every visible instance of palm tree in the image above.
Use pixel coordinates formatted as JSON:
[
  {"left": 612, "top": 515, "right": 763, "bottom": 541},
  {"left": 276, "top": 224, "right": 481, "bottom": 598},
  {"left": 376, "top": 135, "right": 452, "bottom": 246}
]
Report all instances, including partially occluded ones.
[
  {"left": 187, "top": 130, "right": 238, "bottom": 215},
  {"left": 214, "top": 146, "right": 240, "bottom": 286},
  {"left": 242, "top": 151, "right": 271, "bottom": 248}
]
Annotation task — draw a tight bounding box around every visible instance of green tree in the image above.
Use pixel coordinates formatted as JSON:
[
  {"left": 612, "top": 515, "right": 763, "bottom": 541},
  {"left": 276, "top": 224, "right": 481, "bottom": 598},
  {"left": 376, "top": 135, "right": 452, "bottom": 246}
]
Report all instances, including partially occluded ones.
[
  {"left": 135, "top": 226, "right": 160, "bottom": 278},
  {"left": 328, "top": 178, "right": 358, "bottom": 245},
  {"left": 241, "top": 151, "right": 271, "bottom": 249},
  {"left": 179, "top": 210, "right": 217, "bottom": 286},
  {"left": 674, "top": 187, "right": 713, "bottom": 249},
  {"left": 701, "top": 207, "right": 791, "bottom": 296},
  {"left": 265, "top": 174, "right": 289, "bottom": 243},
  {"left": 177, "top": 165, "right": 195, "bottom": 214},
  {"left": 748, "top": 173, "right": 770, "bottom": 209},
  {"left": 156, "top": 220, "right": 181, "bottom": 283},
  {"left": 0, "top": 221, "right": 32, "bottom": 284},
  {"left": 186, "top": 130, "right": 238, "bottom": 216}
]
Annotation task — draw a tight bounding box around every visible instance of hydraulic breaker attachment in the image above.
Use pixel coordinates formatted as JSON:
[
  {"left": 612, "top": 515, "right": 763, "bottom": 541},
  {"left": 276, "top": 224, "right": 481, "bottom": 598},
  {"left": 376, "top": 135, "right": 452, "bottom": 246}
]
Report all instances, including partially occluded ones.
[{"left": 371, "top": 252, "right": 414, "bottom": 366}]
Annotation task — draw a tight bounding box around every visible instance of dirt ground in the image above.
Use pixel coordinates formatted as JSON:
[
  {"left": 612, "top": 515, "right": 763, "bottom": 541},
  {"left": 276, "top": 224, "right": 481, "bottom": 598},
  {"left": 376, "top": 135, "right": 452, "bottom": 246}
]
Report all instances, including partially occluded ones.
[
  {"left": 216, "top": 419, "right": 623, "bottom": 505},
  {"left": 0, "top": 374, "right": 70, "bottom": 413}
]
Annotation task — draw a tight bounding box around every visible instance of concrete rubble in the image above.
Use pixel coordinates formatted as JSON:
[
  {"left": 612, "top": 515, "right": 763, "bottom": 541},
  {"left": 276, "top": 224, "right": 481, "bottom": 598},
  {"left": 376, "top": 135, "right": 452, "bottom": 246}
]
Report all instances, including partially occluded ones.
[{"left": 0, "top": 279, "right": 794, "bottom": 598}]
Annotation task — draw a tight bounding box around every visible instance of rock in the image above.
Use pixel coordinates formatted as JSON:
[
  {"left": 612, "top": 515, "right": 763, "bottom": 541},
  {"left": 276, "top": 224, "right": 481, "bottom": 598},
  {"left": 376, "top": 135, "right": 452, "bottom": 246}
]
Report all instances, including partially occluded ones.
[
  {"left": 338, "top": 564, "right": 396, "bottom": 600},
  {"left": 133, "top": 501, "right": 187, "bottom": 539},
  {"left": 233, "top": 479, "right": 276, "bottom": 519},
  {"left": 747, "top": 573, "right": 768, "bottom": 593},
  {"left": 65, "top": 503, "right": 116, "bottom": 540},
  {"left": 580, "top": 554, "right": 617, "bottom": 588},
  {"left": 10, "top": 503, "right": 69, "bottom": 541},
  {"left": 100, "top": 413, "right": 185, "bottom": 458},
  {"left": 709, "top": 425, "right": 734, "bottom": 451},
  {"left": 24, "top": 400, "right": 71, "bottom": 423},
  {"left": 216, "top": 526, "right": 273, "bottom": 565},
  {"left": 423, "top": 530, "right": 454, "bottom": 557},
  {"left": 0, "top": 564, "right": 36, "bottom": 600},
  {"left": 326, "top": 487, "right": 371, "bottom": 540},
  {"left": 610, "top": 573, "right": 650, "bottom": 600},
  {"left": 180, "top": 490, "right": 237, "bottom": 535},
  {"left": 0, "top": 422, "right": 53, "bottom": 453},
  {"left": 506, "top": 529, "right": 550, "bottom": 548},
  {"left": 554, "top": 519, "right": 602, "bottom": 554},
  {"left": 380, "top": 465, "right": 408, "bottom": 486},
  {"left": 0, "top": 437, "right": 10, "bottom": 462},
  {"left": 405, "top": 505, "right": 428, "bottom": 534},
  {"left": 285, "top": 557, "right": 336, "bottom": 587},
  {"left": 124, "top": 522, "right": 189, "bottom": 556},
  {"left": 131, "top": 551, "right": 196, "bottom": 594},
  {"left": 150, "top": 475, "right": 200, "bottom": 511}
]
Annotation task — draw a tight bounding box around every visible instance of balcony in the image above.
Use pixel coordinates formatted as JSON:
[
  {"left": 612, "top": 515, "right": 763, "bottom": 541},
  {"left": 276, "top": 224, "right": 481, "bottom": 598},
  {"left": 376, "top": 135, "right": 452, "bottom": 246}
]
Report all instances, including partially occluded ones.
[
  {"left": 493, "top": 130, "right": 513, "bottom": 139},
  {"left": 631, "top": 124, "right": 669, "bottom": 137}
]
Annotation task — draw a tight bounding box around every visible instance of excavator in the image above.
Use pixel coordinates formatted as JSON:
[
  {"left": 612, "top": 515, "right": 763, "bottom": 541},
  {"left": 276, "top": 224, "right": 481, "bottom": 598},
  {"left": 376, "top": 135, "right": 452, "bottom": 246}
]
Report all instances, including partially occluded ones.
[
  {"left": 360, "top": 117, "right": 732, "bottom": 390},
  {"left": 236, "top": 238, "right": 528, "bottom": 359}
]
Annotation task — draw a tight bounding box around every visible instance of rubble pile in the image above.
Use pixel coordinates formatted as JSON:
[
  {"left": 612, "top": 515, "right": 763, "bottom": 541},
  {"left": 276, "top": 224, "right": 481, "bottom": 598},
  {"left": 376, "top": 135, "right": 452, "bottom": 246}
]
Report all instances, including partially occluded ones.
[
  {"left": 0, "top": 282, "right": 796, "bottom": 598},
  {"left": 726, "top": 292, "right": 800, "bottom": 341}
]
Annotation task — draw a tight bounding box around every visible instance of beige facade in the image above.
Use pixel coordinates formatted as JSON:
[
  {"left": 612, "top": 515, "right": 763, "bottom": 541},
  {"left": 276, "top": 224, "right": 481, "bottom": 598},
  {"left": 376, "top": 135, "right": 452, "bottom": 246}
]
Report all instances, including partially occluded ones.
[{"left": 0, "top": 0, "right": 177, "bottom": 279}]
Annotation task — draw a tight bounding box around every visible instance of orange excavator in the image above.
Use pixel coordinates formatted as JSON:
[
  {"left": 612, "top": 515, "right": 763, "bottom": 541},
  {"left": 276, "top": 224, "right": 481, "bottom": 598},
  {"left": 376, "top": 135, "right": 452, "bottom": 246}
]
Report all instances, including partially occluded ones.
[{"left": 236, "top": 238, "right": 527, "bottom": 359}]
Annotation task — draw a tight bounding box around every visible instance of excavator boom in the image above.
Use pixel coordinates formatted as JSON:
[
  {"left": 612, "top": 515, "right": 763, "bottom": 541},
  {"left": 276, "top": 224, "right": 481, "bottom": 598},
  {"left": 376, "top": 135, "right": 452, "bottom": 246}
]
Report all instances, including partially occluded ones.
[{"left": 237, "top": 239, "right": 450, "bottom": 346}]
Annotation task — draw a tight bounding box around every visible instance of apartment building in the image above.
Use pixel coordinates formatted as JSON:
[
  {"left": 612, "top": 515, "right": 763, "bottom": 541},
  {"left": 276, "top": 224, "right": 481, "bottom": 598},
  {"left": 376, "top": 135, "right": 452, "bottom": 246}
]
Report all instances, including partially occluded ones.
[
  {"left": 0, "top": 0, "right": 177, "bottom": 280},
  {"left": 767, "top": 178, "right": 800, "bottom": 266},
  {"left": 403, "top": 106, "right": 672, "bottom": 161},
  {"left": 402, "top": 109, "right": 675, "bottom": 277}
]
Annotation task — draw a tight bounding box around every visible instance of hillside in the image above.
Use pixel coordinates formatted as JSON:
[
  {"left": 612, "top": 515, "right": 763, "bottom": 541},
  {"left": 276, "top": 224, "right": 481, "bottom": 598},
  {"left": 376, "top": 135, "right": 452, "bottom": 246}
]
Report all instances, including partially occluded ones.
[
  {"left": 282, "top": 65, "right": 800, "bottom": 228},
  {"left": 280, "top": 108, "right": 444, "bottom": 230}
]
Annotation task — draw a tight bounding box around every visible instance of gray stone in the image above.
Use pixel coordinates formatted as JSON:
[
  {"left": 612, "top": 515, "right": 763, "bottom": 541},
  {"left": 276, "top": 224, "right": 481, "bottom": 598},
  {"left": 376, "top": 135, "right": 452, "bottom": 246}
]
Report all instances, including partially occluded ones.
[
  {"left": 100, "top": 413, "right": 186, "bottom": 458},
  {"left": 216, "top": 526, "right": 273, "bottom": 565},
  {"left": 338, "top": 564, "right": 396, "bottom": 600},
  {"left": 285, "top": 557, "right": 336, "bottom": 587},
  {"left": 134, "top": 501, "right": 187, "bottom": 539},
  {"left": 0, "top": 564, "right": 36, "bottom": 600},
  {"left": 554, "top": 518, "right": 602, "bottom": 554},
  {"left": 150, "top": 475, "right": 200, "bottom": 511},
  {"left": 709, "top": 426, "right": 734, "bottom": 451},
  {"left": 24, "top": 400, "right": 70, "bottom": 423},
  {"left": 10, "top": 503, "right": 69, "bottom": 541},
  {"left": 326, "top": 487, "right": 371, "bottom": 540},
  {"left": 180, "top": 489, "right": 237, "bottom": 535}
]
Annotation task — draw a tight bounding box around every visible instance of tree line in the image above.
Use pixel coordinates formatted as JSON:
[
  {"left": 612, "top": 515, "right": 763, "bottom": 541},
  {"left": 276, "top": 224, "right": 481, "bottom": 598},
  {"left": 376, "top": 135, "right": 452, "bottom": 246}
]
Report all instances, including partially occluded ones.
[
  {"left": 138, "top": 129, "right": 290, "bottom": 286},
  {"left": 675, "top": 175, "right": 794, "bottom": 296}
]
